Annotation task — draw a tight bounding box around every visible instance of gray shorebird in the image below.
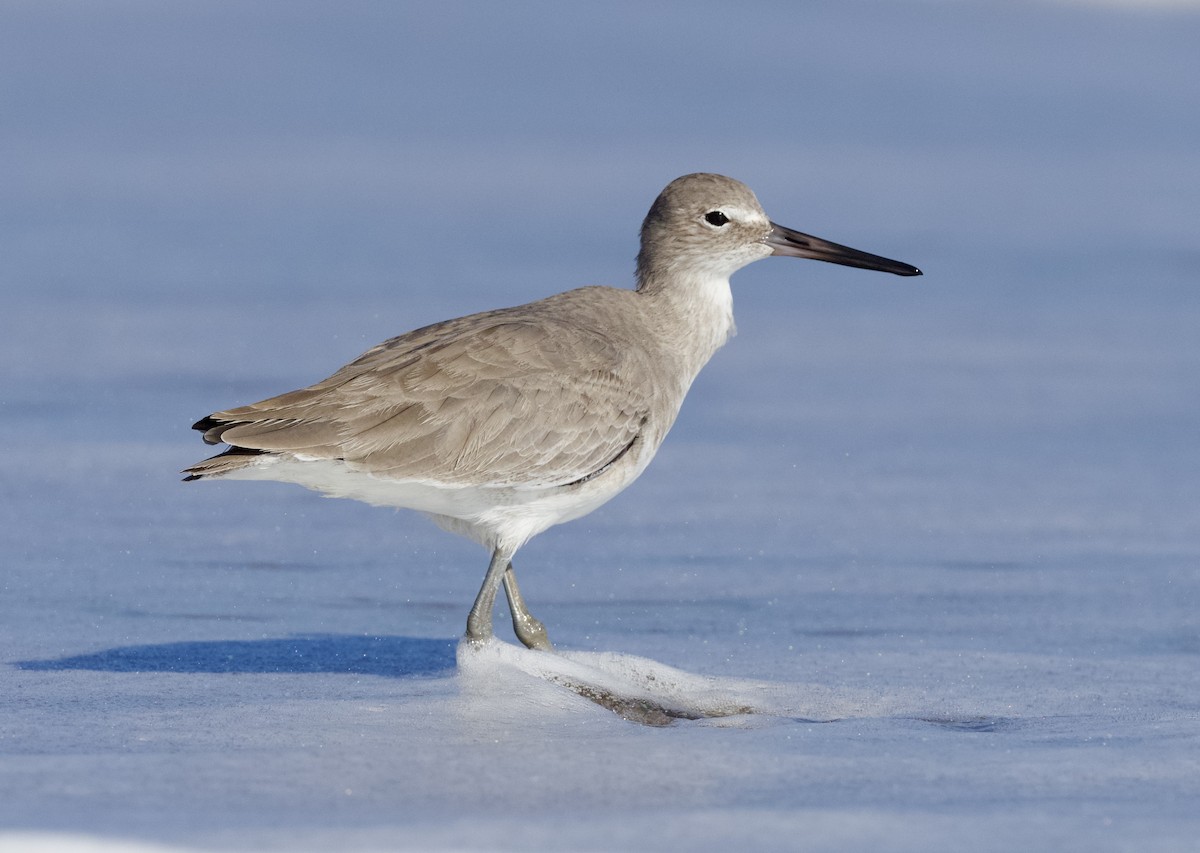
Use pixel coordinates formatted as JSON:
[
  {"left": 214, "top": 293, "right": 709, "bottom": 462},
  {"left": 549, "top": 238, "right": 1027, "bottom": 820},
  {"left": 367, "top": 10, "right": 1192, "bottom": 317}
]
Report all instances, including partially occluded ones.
[{"left": 185, "top": 173, "right": 920, "bottom": 650}]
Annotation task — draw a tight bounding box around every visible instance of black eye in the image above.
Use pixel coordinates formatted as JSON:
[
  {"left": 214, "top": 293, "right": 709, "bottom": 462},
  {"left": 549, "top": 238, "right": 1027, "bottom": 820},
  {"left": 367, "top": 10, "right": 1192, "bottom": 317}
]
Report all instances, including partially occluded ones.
[{"left": 704, "top": 210, "right": 729, "bottom": 227}]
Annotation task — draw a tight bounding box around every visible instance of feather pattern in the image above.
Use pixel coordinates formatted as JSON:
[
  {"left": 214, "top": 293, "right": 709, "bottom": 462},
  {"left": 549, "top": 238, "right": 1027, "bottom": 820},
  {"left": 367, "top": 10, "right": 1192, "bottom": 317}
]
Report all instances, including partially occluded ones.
[{"left": 188, "top": 287, "right": 678, "bottom": 490}]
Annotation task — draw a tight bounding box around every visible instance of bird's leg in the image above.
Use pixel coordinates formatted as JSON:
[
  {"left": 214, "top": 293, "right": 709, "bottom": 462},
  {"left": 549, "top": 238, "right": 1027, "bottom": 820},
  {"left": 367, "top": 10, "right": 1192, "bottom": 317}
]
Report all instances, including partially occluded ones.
[
  {"left": 465, "top": 546, "right": 515, "bottom": 644},
  {"left": 502, "top": 563, "right": 554, "bottom": 651}
]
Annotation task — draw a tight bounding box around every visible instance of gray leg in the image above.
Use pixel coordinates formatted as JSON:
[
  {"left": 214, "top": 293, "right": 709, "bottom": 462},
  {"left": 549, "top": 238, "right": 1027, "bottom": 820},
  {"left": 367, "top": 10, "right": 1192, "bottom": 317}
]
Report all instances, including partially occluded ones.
[
  {"left": 466, "top": 546, "right": 514, "bottom": 644},
  {"left": 502, "top": 564, "right": 553, "bottom": 651}
]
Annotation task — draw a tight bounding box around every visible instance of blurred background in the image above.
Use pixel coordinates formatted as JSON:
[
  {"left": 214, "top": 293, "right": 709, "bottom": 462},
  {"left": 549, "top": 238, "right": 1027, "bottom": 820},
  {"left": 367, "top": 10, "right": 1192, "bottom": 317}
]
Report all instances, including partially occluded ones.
[
  {"left": 1, "top": 0, "right": 1197, "bottom": 651},
  {"left": 3, "top": 0, "right": 1197, "bottom": 621},
  {"left": 2, "top": 1, "right": 1199, "bottom": 848}
]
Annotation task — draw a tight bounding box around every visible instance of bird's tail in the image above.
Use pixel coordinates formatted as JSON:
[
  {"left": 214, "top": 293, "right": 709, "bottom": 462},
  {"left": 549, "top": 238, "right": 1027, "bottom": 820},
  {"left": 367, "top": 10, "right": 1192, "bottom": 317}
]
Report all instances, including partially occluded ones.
[{"left": 182, "top": 445, "right": 266, "bottom": 481}]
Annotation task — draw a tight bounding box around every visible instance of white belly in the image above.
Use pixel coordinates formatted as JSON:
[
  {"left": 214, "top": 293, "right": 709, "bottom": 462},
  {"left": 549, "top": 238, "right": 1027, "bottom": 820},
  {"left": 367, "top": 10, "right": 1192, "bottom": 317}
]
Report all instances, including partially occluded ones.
[{"left": 219, "top": 450, "right": 653, "bottom": 552}]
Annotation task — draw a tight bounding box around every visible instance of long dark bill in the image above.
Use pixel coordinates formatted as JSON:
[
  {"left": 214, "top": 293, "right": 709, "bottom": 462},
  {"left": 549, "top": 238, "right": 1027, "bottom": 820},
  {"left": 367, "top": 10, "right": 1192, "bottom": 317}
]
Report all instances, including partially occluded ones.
[{"left": 766, "top": 222, "right": 922, "bottom": 277}]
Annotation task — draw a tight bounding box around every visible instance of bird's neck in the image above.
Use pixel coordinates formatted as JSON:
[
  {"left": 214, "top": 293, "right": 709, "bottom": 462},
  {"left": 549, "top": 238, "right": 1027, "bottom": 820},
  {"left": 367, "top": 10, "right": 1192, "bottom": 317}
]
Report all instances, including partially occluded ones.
[{"left": 636, "top": 269, "right": 736, "bottom": 381}]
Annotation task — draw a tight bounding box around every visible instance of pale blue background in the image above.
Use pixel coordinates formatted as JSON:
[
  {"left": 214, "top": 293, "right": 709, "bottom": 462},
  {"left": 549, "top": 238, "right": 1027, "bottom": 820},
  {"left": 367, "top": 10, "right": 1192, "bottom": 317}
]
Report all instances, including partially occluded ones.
[{"left": 2, "top": 2, "right": 1198, "bottom": 850}]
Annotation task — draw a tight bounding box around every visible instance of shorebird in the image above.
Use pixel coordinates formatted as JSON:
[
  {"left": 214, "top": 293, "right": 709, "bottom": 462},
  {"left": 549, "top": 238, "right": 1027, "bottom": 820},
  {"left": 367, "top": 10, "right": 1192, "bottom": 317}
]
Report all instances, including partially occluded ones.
[{"left": 185, "top": 173, "right": 920, "bottom": 651}]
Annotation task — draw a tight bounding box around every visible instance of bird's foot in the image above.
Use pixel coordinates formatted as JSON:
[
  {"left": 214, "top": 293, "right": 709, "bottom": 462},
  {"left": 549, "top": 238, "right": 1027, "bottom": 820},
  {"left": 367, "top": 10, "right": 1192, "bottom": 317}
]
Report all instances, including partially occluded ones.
[{"left": 512, "top": 613, "right": 554, "bottom": 651}]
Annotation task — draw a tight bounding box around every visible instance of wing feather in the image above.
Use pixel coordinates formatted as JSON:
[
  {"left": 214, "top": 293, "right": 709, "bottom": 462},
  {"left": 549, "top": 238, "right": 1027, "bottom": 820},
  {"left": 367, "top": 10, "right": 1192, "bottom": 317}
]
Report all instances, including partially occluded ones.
[{"left": 196, "top": 300, "right": 657, "bottom": 488}]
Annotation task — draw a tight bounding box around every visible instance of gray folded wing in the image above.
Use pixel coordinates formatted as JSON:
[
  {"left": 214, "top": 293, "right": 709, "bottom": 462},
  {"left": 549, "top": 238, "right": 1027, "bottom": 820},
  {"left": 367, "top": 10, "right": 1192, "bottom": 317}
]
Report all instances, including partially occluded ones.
[{"left": 196, "top": 308, "right": 655, "bottom": 489}]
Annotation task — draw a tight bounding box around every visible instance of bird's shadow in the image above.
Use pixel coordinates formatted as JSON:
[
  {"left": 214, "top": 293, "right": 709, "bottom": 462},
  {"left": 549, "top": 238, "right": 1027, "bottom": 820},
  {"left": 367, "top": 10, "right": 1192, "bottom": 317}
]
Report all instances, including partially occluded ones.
[
  {"left": 12, "top": 634, "right": 795, "bottom": 727},
  {"left": 14, "top": 634, "right": 456, "bottom": 678},
  {"left": 13, "top": 635, "right": 930, "bottom": 729}
]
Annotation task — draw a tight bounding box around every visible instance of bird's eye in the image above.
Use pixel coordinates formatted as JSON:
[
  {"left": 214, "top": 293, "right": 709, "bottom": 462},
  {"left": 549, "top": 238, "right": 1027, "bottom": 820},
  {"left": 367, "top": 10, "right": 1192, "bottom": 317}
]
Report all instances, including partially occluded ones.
[{"left": 704, "top": 211, "right": 729, "bottom": 227}]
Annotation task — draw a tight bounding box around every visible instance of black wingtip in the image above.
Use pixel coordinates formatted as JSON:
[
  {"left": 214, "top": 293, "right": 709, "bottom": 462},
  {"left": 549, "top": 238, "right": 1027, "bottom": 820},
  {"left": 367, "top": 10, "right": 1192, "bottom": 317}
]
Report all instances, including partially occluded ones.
[{"left": 182, "top": 445, "right": 264, "bottom": 482}]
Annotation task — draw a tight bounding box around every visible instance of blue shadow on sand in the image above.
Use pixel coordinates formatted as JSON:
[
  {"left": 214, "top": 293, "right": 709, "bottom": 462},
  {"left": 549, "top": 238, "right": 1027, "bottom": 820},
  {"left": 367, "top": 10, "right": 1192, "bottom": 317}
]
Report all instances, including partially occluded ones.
[{"left": 14, "top": 634, "right": 457, "bottom": 678}]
